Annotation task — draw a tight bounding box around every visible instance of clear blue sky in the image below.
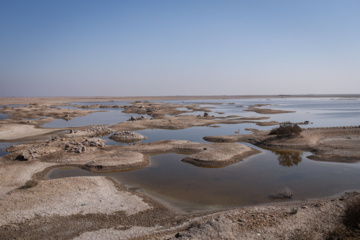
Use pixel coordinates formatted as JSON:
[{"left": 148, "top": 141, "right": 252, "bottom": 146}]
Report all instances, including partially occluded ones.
[{"left": 1, "top": 0, "right": 359, "bottom": 97}]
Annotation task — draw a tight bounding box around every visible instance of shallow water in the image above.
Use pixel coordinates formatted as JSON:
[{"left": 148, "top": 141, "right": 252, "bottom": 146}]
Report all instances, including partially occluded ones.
[
  {"left": 47, "top": 146, "right": 360, "bottom": 211},
  {"left": 42, "top": 98, "right": 360, "bottom": 129},
  {"left": 0, "top": 142, "right": 13, "bottom": 157},
  {"left": 42, "top": 97, "right": 360, "bottom": 211},
  {"left": 42, "top": 109, "right": 143, "bottom": 128},
  {"left": 102, "top": 123, "right": 265, "bottom": 146},
  {"left": 0, "top": 113, "right": 9, "bottom": 120},
  {"left": 42, "top": 101, "right": 139, "bottom": 128}
]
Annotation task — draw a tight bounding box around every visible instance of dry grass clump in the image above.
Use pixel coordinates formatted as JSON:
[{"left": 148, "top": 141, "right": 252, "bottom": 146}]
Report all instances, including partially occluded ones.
[
  {"left": 269, "top": 187, "right": 293, "bottom": 199},
  {"left": 270, "top": 122, "right": 302, "bottom": 138}
]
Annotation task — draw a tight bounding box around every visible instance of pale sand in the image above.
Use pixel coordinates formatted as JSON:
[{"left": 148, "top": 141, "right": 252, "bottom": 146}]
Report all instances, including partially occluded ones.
[
  {"left": 0, "top": 124, "right": 60, "bottom": 141},
  {"left": 0, "top": 161, "right": 56, "bottom": 195}
]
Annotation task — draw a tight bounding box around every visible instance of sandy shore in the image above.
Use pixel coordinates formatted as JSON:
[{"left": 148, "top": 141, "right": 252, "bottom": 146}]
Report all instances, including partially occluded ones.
[{"left": 1, "top": 96, "right": 360, "bottom": 239}]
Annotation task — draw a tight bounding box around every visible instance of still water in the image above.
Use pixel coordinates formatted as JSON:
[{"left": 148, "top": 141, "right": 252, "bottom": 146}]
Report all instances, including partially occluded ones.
[
  {"left": 0, "top": 142, "right": 15, "bottom": 157},
  {"left": 0, "top": 113, "right": 9, "bottom": 120},
  {"left": 48, "top": 146, "right": 360, "bottom": 211},
  {"left": 34, "top": 98, "right": 360, "bottom": 211},
  {"left": 41, "top": 98, "right": 360, "bottom": 129}
]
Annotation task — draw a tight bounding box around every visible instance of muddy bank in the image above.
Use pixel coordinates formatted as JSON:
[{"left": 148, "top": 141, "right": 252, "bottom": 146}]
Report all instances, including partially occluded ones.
[{"left": 204, "top": 126, "right": 360, "bottom": 163}]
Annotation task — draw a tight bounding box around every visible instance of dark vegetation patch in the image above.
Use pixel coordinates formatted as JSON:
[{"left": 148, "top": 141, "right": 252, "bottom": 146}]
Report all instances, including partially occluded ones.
[
  {"left": 19, "top": 180, "right": 38, "bottom": 189},
  {"left": 270, "top": 122, "right": 302, "bottom": 138},
  {"left": 326, "top": 197, "right": 360, "bottom": 239}
]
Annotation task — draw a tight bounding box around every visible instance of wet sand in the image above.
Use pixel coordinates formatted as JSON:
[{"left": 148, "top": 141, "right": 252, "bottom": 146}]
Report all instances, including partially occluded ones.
[{"left": 1, "top": 96, "right": 360, "bottom": 239}]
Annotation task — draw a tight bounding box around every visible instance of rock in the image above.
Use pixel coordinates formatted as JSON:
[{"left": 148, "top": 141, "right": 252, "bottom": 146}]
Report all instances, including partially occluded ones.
[
  {"left": 86, "top": 126, "right": 114, "bottom": 136},
  {"left": 15, "top": 150, "right": 40, "bottom": 161},
  {"left": 65, "top": 138, "right": 105, "bottom": 153},
  {"left": 82, "top": 138, "right": 105, "bottom": 147},
  {"left": 109, "top": 131, "right": 147, "bottom": 143},
  {"left": 16, "top": 153, "right": 30, "bottom": 161},
  {"left": 51, "top": 136, "right": 60, "bottom": 141},
  {"left": 67, "top": 144, "right": 84, "bottom": 153}
]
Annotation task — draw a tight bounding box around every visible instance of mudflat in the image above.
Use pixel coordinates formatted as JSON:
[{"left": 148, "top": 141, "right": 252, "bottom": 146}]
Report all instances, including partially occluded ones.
[{"left": 1, "top": 96, "right": 360, "bottom": 239}]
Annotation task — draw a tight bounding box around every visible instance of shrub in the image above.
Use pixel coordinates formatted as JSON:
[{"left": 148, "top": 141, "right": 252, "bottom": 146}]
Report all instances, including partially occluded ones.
[
  {"left": 290, "top": 208, "right": 298, "bottom": 215},
  {"left": 270, "top": 122, "right": 302, "bottom": 138},
  {"left": 289, "top": 228, "right": 315, "bottom": 240},
  {"left": 326, "top": 197, "right": 360, "bottom": 239},
  {"left": 269, "top": 187, "right": 293, "bottom": 199},
  {"left": 343, "top": 197, "right": 360, "bottom": 230}
]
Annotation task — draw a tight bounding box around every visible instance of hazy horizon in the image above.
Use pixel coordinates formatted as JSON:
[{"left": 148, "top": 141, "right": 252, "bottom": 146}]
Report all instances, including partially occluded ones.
[{"left": 1, "top": 1, "right": 359, "bottom": 97}]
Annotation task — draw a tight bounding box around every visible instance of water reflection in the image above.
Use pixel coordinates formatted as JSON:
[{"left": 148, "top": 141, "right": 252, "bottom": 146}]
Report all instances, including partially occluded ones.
[
  {"left": 267, "top": 148, "right": 303, "bottom": 167},
  {"left": 47, "top": 150, "right": 360, "bottom": 212}
]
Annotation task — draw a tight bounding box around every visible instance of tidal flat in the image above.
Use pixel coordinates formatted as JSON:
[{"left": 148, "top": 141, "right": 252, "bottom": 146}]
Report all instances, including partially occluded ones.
[{"left": 1, "top": 95, "right": 360, "bottom": 239}]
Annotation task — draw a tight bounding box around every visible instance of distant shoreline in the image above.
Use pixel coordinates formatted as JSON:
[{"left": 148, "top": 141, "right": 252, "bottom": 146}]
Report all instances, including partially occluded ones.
[{"left": 1, "top": 94, "right": 360, "bottom": 105}]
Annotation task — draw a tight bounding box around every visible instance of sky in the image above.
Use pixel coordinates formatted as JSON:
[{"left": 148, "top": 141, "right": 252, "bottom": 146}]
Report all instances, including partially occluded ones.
[{"left": 1, "top": 0, "right": 359, "bottom": 97}]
